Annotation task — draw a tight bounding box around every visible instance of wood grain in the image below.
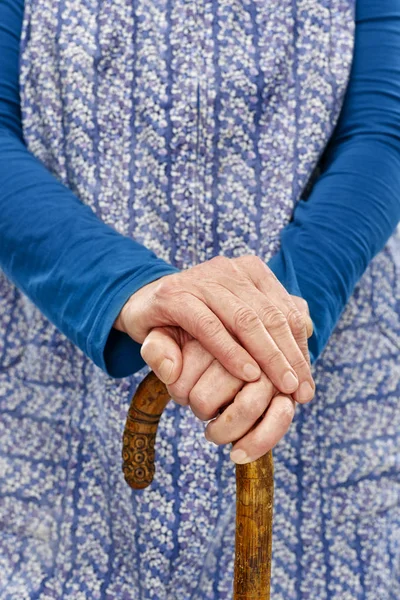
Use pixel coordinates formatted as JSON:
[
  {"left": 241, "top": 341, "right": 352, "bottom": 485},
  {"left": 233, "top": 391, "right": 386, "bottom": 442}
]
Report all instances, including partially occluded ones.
[
  {"left": 233, "top": 451, "right": 274, "bottom": 600},
  {"left": 122, "top": 371, "right": 170, "bottom": 489}
]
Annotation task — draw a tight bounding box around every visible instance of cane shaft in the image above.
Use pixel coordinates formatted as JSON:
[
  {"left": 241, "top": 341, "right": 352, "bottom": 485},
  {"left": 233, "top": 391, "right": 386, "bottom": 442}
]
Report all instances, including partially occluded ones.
[{"left": 233, "top": 452, "right": 274, "bottom": 599}]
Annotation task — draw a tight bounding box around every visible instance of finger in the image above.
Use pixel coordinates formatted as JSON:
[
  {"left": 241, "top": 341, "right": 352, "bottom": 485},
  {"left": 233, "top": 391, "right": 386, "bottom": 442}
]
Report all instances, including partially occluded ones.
[
  {"left": 140, "top": 327, "right": 183, "bottom": 385},
  {"left": 189, "top": 359, "right": 243, "bottom": 421},
  {"left": 167, "top": 339, "right": 214, "bottom": 406},
  {"left": 204, "top": 374, "right": 274, "bottom": 444},
  {"left": 233, "top": 258, "right": 314, "bottom": 400},
  {"left": 287, "top": 295, "right": 316, "bottom": 403},
  {"left": 245, "top": 290, "right": 314, "bottom": 402},
  {"left": 202, "top": 287, "right": 301, "bottom": 395},
  {"left": 290, "top": 295, "right": 314, "bottom": 339},
  {"left": 252, "top": 292, "right": 314, "bottom": 401},
  {"left": 167, "top": 294, "right": 261, "bottom": 382},
  {"left": 236, "top": 257, "right": 314, "bottom": 374},
  {"left": 229, "top": 394, "right": 296, "bottom": 464}
]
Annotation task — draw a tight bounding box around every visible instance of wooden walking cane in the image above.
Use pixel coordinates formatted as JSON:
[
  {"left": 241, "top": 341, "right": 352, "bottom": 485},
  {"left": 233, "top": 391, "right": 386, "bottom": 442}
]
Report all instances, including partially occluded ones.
[{"left": 122, "top": 371, "right": 274, "bottom": 599}]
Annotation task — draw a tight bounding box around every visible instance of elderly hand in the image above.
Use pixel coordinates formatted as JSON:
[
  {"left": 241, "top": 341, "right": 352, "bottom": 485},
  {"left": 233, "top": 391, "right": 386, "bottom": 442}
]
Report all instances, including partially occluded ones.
[
  {"left": 115, "top": 255, "right": 315, "bottom": 398},
  {"left": 140, "top": 296, "right": 313, "bottom": 463}
]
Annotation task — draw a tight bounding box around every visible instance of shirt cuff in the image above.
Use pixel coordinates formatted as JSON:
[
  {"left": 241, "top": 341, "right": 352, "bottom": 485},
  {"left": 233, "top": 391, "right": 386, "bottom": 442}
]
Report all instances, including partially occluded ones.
[{"left": 87, "top": 262, "right": 180, "bottom": 378}]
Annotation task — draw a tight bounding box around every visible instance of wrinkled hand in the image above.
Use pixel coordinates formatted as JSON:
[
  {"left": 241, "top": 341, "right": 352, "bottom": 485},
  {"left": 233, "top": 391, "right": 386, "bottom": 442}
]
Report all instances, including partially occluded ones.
[
  {"left": 115, "top": 255, "right": 314, "bottom": 397},
  {"left": 141, "top": 296, "right": 314, "bottom": 463}
]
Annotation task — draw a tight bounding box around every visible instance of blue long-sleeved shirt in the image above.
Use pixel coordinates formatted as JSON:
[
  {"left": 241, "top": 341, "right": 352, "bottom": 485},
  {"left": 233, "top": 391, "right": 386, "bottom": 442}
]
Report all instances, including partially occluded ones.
[{"left": 1, "top": 0, "right": 400, "bottom": 378}]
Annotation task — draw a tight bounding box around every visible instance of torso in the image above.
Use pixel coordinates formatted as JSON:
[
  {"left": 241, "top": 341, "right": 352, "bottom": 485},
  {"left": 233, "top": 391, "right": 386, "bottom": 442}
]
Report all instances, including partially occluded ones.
[{"left": 5, "top": 2, "right": 400, "bottom": 598}]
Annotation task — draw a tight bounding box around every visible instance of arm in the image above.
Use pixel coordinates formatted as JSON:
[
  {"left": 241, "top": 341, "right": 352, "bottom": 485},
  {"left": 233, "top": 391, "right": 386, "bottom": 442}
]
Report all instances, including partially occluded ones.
[
  {"left": 268, "top": 0, "right": 400, "bottom": 362},
  {"left": 0, "top": 0, "right": 179, "bottom": 378}
]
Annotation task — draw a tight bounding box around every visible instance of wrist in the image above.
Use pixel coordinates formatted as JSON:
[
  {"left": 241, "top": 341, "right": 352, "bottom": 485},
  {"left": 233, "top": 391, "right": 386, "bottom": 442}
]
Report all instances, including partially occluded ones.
[
  {"left": 112, "top": 276, "right": 167, "bottom": 339},
  {"left": 113, "top": 302, "right": 129, "bottom": 333}
]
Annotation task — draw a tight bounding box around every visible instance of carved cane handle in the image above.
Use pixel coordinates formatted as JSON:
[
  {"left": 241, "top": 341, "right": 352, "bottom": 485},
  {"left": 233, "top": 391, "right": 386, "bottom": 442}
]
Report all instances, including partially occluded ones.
[{"left": 122, "top": 371, "right": 170, "bottom": 489}]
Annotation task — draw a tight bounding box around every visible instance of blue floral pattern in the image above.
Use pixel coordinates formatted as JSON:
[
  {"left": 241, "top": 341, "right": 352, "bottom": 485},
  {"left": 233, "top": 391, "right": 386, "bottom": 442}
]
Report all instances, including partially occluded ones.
[{"left": 1, "top": 0, "right": 400, "bottom": 598}]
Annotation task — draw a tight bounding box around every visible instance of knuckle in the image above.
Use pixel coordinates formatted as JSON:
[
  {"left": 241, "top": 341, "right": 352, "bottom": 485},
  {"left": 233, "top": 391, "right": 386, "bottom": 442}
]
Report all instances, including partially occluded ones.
[
  {"left": 294, "top": 296, "right": 310, "bottom": 314},
  {"left": 265, "top": 348, "right": 284, "bottom": 367},
  {"left": 291, "top": 356, "right": 308, "bottom": 372},
  {"left": 236, "top": 254, "right": 264, "bottom": 270},
  {"left": 168, "top": 379, "right": 190, "bottom": 401},
  {"left": 189, "top": 389, "right": 215, "bottom": 421},
  {"left": 261, "top": 305, "right": 287, "bottom": 330},
  {"left": 272, "top": 399, "right": 295, "bottom": 426},
  {"left": 167, "top": 385, "right": 189, "bottom": 406},
  {"left": 194, "top": 314, "right": 221, "bottom": 340},
  {"left": 154, "top": 275, "right": 179, "bottom": 300},
  {"left": 209, "top": 255, "right": 230, "bottom": 270},
  {"left": 220, "top": 343, "right": 240, "bottom": 365},
  {"left": 252, "top": 255, "right": 265, "bottom": 269},
  {"left": 234, "top": 307, "right": 260, "bottom": 333},
  {"left": 287, "top": 309, "right": 306, "bottom": 337},
  {"left": 238, "top": 395, "right": 265, "bottom": 422}
]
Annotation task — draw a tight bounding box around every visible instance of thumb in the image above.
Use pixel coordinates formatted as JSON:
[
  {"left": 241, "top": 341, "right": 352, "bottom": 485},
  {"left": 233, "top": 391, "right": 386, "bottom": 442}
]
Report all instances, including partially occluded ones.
[{"left": 140, "top": 326, "right": 183, "bottom": 385}]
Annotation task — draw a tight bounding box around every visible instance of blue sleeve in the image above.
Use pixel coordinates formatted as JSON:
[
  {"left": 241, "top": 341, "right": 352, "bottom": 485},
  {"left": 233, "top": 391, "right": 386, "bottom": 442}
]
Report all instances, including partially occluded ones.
[
  {"left": 268, "top": 0, "right": 400, "bottom": 363},
  {"left": 0, "top": 0, "right": 179, "bottom": 378}
]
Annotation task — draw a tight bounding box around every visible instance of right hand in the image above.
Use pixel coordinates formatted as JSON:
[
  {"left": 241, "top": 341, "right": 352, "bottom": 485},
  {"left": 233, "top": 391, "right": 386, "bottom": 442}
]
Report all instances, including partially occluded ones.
[{"left": 114, "top": 255, "right": 314, "bottom": 396}]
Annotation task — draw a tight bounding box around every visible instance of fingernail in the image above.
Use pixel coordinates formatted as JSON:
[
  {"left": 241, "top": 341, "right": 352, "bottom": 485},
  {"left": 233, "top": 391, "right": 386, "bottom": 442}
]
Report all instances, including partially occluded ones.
[
  {"left": 282, "top": 371, "right": 298, "bottom": 392},
  {"left": 159, "top": 359, "right": 174, "bottom": 383},
  {"left": 230, "top": 449, "right": 251, "bottom": 464},
  {"left": 298, "top": 381, "right": 314, "bottom": 402},
  {"left": 243, "top": 363, "right": 260, "bottom": 381}
]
